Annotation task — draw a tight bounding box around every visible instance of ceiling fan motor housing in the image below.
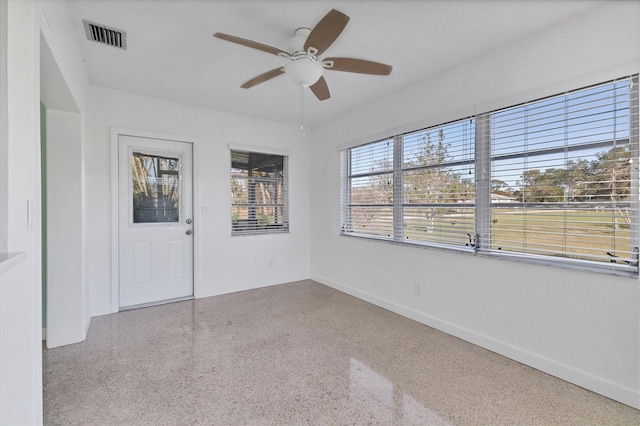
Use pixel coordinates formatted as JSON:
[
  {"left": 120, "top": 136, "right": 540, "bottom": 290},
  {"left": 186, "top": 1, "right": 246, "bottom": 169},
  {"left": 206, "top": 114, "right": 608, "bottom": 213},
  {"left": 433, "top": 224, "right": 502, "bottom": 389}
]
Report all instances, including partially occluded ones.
[{"left": 289, "top": 27, "right": 312, "bottom": 54}]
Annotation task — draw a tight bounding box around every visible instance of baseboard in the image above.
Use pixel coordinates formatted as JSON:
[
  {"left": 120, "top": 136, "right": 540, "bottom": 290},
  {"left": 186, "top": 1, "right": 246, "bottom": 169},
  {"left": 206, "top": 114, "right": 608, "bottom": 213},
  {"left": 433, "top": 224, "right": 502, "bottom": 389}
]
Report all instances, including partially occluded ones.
[{"left": 311, "top": 273, "right": 640, "bottom": 410}]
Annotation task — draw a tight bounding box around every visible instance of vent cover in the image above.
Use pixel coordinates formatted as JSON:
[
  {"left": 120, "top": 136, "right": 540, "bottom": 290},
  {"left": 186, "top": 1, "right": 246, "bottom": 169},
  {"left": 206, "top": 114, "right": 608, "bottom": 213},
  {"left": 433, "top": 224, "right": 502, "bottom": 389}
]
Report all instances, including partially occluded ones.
[{"left": 83, "top": 19, "right": 127, "bottom": 50}]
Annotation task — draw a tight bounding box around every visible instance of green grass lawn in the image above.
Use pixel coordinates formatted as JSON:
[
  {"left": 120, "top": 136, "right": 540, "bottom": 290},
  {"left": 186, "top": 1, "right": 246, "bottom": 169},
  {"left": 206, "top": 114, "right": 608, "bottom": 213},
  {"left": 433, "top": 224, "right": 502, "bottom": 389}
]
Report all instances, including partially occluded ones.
[
  {"left": 490, "top": 209, "right": 631, "bottom": 262},
  {"left": 350, "top": 207, "right": 632, "bottom": 264}
]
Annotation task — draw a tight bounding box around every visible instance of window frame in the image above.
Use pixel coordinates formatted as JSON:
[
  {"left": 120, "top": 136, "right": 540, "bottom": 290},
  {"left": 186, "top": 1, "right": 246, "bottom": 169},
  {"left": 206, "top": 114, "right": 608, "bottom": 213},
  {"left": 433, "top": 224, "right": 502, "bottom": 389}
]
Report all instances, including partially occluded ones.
[
  {"left": 342, "top": 138, "right": 395, "bottom": 239},
  {"left": 230, "top": 148, "right": 289, "bottom": 236},
  {"left": 130, "top": 150, "right": 183, "bottom": 226},
  {"left": 340, "top": 76, "right": 639, "bottom": 276},
  {"left": 0, "top": 0, "right": 7, "bottom": 254}
]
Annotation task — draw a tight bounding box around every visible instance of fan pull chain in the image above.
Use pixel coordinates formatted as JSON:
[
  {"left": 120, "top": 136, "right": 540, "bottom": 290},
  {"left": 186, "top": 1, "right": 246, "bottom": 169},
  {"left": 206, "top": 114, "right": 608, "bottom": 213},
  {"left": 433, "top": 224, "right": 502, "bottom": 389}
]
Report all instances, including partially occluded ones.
[{"left": 300, "top": 85, "right": 306, "bottom": 136}]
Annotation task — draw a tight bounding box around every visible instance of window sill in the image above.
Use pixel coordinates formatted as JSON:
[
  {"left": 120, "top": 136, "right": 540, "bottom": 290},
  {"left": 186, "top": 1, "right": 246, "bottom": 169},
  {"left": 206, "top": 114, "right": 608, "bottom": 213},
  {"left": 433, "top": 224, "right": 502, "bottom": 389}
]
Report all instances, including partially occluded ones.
[{"left": 0, "top": 252, "right": 27, "bottom": 274}]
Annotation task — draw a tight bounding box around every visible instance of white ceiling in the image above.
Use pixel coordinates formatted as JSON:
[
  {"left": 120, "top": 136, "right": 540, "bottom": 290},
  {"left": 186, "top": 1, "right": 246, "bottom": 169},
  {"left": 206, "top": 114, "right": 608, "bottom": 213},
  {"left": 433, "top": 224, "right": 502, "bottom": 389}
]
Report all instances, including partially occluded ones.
[{"left": 66, "top": 0, "right": 601, "bottom": 127}]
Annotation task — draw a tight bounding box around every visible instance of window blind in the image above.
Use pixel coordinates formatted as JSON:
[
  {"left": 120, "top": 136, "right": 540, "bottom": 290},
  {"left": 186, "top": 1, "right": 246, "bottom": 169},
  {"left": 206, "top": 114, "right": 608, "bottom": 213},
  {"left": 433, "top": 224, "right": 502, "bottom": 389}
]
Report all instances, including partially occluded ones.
[
  {"left": 343, "top": 139, "right": 394, "bottom": 238},
  {"left": 402, "top": 119, "right": 476, "bottom": 247},
  {"left": 231, "top": 150, "right": 288, "bottom": 235},
  {"left": 340, "top": 75, "right": 638, "bottom": 275},
  {"left": 487, "top": 77, "right": 638, "bottom": 271}
]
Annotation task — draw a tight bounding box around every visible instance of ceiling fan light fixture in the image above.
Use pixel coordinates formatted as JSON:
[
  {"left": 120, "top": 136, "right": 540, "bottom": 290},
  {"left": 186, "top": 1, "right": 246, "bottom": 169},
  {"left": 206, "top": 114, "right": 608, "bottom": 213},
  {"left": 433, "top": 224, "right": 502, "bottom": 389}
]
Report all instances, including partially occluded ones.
[{"left": 284, "top": 59, "right": 323, "bottom": 87}]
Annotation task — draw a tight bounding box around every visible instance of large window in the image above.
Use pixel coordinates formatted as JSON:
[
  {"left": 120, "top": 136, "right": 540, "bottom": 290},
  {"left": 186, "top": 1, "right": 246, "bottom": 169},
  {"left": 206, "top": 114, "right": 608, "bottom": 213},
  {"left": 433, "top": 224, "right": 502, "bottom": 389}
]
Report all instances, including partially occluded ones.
[
  {"left": 231, "top": 149, "right": 288, "bottom": 235},
  {"left": 342, "top": 76, "right": 639, "bottom": 275}
]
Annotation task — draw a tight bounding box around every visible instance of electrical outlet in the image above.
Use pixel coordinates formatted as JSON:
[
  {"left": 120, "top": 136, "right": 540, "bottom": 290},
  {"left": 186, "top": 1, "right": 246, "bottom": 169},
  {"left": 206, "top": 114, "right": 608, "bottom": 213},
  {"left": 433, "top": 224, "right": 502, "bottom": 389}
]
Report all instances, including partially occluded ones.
[{"left": 414, "top": 283, "right": 423, "bottom": 296}]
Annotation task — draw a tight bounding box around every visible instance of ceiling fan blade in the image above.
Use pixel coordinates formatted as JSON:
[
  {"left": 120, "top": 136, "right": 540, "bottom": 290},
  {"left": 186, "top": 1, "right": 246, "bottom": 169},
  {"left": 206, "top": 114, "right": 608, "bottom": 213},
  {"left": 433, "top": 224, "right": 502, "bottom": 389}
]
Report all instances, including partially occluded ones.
[
  {"left": 304, "top": 9, "right": 350, "bottom": 56},
  {"left": 324, "top": 57, "right": 393, "bottom": 75},
  {"left": 213, "top": 32, "right": 290, "bottom": 57},
  {"left": 241, "top": 68, "right": 284, "bottom": 89},
  {"left": 309, "top": 76, "right": 330, "bottom": 101}
]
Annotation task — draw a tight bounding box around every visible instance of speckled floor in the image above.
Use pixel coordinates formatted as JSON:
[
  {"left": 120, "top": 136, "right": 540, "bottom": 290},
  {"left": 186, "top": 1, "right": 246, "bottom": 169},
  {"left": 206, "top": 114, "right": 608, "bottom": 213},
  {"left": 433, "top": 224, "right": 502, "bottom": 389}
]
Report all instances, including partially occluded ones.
[{"left": 43, "top": 280, "right": 639, "bottom": 425}]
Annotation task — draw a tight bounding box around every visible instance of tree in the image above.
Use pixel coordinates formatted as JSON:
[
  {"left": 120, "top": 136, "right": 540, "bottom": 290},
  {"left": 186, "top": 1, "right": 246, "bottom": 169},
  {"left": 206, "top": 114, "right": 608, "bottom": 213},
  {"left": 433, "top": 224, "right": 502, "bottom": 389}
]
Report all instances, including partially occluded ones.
[
  {"left": 348, "top": 158, "right": 393, "bottom": 232},
  {"left": 516, "top": 147, "right": 630, "bottom": 205},
  {"left": 350, "top": 130, "right": 470, "bottom": 235},
  {"left": 519, "top": 169, "right": 564, "bottom": 202},
  {"left": 403, "top": 129, "right": 470, "bottom": 233},
  {"left": 590, "top": 146, "right": 631, "bottom": 231},
  {"left": 491, "top": 179, "right": 512, "bottom": 196},
  {"left": 590, "top": 146, "right": 630, "bottom": 202}
]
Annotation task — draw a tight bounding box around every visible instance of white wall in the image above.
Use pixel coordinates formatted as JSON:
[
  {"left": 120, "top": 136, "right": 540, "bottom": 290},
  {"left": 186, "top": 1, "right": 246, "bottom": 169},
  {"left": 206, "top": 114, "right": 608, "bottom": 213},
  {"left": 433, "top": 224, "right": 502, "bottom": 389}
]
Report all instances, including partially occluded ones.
[
  {"left": 310, "top": 2, "right": 640, "bottom": 409},
  {"left": 1, "top": 0, "right": 42, "bottom": 423},
  {"left": 85, "top": 86, "right": 311, "bottom": 316},
  {"left": 1, "top": 0, "right": 89, "bottom": 422},
  {"left": 38, "top": 0, "right": 90, "bottom": 347},
  {"left": 38, "top": 0, "right": 88, "bottom": 110},
  {"left": 45, "top": 109, "right": 85, "bottom": 347}
]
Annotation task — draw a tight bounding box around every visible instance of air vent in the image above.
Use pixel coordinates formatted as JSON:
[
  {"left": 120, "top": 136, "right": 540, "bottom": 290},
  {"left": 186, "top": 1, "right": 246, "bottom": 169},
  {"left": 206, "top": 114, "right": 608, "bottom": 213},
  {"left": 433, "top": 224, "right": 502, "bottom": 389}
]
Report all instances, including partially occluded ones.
[{"left": 83, "top": 19, "right": 127, "bottom": 50}]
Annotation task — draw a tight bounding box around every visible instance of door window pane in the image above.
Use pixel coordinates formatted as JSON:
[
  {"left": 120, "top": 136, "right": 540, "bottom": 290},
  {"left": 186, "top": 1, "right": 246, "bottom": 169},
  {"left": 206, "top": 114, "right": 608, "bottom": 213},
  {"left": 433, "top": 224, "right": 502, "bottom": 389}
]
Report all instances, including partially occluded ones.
[{"left": 132, "top": 152, "right": 180, "bottom": 223}]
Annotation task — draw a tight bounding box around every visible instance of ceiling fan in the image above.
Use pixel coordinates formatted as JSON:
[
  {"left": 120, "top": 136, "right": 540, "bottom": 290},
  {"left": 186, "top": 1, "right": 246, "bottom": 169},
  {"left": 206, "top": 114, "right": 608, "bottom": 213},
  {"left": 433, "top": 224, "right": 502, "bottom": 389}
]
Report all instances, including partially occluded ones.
[{"left": 213, "top": 9, "right": 393, "bottom": 101}]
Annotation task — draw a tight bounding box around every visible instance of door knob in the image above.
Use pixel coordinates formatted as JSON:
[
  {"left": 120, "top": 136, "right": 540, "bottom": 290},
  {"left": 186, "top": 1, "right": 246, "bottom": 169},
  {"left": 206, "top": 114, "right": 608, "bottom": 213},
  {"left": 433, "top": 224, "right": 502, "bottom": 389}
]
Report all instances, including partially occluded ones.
[
  {"left": 186, "top": 230, "right": 193, "bottom": 235},
  {"left": 186, "top": 219, "right": 192, "bottom": 224}
]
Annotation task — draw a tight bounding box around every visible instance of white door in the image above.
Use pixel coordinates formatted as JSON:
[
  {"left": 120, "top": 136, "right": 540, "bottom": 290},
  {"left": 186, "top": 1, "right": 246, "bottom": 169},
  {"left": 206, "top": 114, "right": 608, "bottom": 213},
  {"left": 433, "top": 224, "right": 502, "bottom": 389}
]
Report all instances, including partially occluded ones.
[{"left": 118, "top": 135, "right": 193, "bottom": 308}]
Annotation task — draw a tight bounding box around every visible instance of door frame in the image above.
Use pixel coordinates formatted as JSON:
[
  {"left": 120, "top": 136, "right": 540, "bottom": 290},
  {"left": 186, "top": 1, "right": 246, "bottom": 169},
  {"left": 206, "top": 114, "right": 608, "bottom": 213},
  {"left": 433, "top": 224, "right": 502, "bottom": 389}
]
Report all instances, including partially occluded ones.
[{"left": 110, "top": 127, "right": 199, "bottom": 313}]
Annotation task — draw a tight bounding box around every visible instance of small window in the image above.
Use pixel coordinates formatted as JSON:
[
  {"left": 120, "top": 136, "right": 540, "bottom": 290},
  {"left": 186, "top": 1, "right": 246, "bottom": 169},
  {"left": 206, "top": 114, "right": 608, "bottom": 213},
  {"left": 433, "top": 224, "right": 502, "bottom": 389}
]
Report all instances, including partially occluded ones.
[
  {"left": 131, "top": 152, "right": 181, "bottom": 224},
  {"left": 231, "top": 149, "right": 288, "bottom": 235}
]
